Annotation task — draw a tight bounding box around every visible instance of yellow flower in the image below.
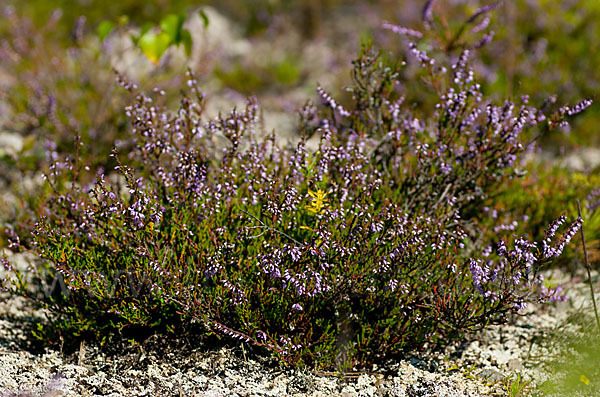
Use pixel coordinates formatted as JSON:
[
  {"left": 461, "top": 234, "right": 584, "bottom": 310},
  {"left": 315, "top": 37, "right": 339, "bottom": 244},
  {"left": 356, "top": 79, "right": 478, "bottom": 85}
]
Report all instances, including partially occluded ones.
[
  {"left": 306, "top": 189, "right": 329, "bottom": 214},
  {"left": 580, "top": 374, "right": 590, "bottom": 385}
]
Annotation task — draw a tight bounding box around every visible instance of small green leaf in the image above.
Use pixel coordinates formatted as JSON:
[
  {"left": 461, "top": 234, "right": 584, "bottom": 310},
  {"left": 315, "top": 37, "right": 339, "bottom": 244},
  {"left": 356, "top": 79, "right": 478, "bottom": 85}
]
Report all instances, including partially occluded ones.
[
  {"left": 139, "top": 23, "right": 153, "bottom": 40},
  {"left": 181, "top": 29, "right": 193, "bottom": 57},
  {"left": 139, "top": 31, "right": 171, "bottom": 65},
  {"left": 130, "top": 23, "right": 153, "bottom": 46},
  {"left": 118, "top": 15, "right": 129, "bottom": 26},
  {"left": 97, "top": 21, "right": 114, "bottom": 42},
  {"left": 21, "top": 134, "right": 36, "bottom": 153},
  {"left": 160, "top": 13, "right": 185, "bottom": 44},
  {"left": 199, "top": 9, "right": 210, "bottom": 28}
]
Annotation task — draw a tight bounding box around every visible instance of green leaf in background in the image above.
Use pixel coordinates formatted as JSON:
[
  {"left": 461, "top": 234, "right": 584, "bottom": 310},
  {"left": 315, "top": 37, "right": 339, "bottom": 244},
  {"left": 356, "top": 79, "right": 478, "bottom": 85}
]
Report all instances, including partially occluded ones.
[
  {"left": 160, "top": 14, "right": 185, "bottom": 44},
  {"left": 181, "top": 29, "right": 193, "bottom": 57},
  {"left": 97, "top": 21, "right": 114, "bottom": 42},
  {"left": 272, "top": 57, "right": 300, "bottom": 85},
  {"left": 117, "top": 15, "right": 129, "bottom": 27},
  {"left": 140, "top": 22, "right": 153, "bottom": 37},
  {"left": 139, "top": 31, "right": 171, "bottom": 65},
  {"left": 20, "top": 135, "right": 36, "bottom": 154},
  {"left": 131, "top": 22, "right": 154, "bottom": 46},
  {"left": 199, "top": 9, "right": 210, "bottom": 29}
]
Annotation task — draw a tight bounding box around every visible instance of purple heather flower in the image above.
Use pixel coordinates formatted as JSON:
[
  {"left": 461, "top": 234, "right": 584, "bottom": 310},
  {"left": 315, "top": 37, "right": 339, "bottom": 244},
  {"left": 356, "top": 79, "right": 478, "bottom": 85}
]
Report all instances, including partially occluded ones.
[
  {"left": 422, "top": 0, "right": 435, "bottom": 28},
  {"left": 1, "top": 257, "right": 13, "bottom": 272},
  {"left": 472, "top": 16, "right": 490, "bottom": 33},
  {"left": 5, "top": 228, "right": 20, "bottom": 249},
  {"left": 466, "top": 3, "right": 501, "bottom": 24},
  {"left": 494, "top": 220, "right": 518, "bottom": 232},
  {"left": 408, "top": 42, "right": 435, "bottom": 66},
  {"left": 440, "top": 162, "right": 452, "bottom": 175},
  {"left": 382, "top": 22, "right": 423, "bottom": 38},
  {"left": 288, "top": 245, "right": 302, "bottom": 262},
  {"left": 317, "top": 85, "right": 351, "bottom": 117},
  {"left": 221, "top": 279, "right": 248, "bottom": 305},
  {"left": 545, "top": 215, "right": 566, "bottom": 240},
  {"left": 469, "top": 258, "right": 490, "bottom": 293},
  {"left": 482, "top": 245, "right": 493, "bottom": 258},
  {"left": 551, "top": 217, "right": 583, "bottom": 258},
  {"left": 566, "top": 99, "right": 593, "bottom": 116},
  {"left": 539, "top": 284, "right": 567, "bottom": 302},
  {"left": 474, "top": 31, "right": 495, "bottom": 48},
  {"left": 497, "top": 240, "right": 507, "bottom": 256}
]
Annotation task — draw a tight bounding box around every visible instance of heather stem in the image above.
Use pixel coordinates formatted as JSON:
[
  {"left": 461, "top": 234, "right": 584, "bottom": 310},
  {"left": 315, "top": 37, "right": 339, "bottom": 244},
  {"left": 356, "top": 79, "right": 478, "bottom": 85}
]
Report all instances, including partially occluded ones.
[{"left": 577, "top": 200, "right": 600, "bottom": 330}]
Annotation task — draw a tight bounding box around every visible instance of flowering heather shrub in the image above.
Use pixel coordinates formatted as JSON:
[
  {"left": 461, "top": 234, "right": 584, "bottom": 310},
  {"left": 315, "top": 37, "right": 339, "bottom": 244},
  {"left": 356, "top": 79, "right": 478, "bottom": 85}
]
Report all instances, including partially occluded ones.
[
  {"left": 379, "top": 0, "right": 598, "bottom": 150},
  {"left": 2, "top": 37, "right": 586, "bottom": 369},
  {"left": 0, "top": 7, "right": 133, "bottom": 253},
  {"left": 0, "top": 6, "right": 197, "bottom": 248},
  {"left": 488, "top": 0, "right": 600, "bottom": 147},
  {"left": 0, "top": 7, "right": 130, "bottom": 174},
  {"left": 475, "top": 164, "right": 600, "bottom": 270}
]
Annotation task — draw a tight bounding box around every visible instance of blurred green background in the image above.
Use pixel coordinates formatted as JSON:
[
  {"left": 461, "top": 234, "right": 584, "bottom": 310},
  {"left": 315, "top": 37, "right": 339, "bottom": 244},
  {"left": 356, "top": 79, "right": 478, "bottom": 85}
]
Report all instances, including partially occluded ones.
[{"left": 5, "top": 0, "right": 597, "bottom": 143}]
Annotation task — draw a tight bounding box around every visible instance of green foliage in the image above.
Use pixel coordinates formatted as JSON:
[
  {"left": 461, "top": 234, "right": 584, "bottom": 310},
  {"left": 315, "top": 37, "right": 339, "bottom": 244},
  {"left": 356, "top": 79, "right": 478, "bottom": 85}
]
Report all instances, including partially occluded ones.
[
  {"left": 535, "top": 313, "right": 600, "bottom": 396},
  {"left": 138, "top": 31, "right": 173, "bottom": 65},
  {"left": 477, "top": 164, "right": 600, "bottom": 269},
  {"left": 123, "top": 13, "right": 194, "bottom": 65},
  {"left": 505, "top": 372, "right": 530, "bottom": 397},
  {"left": 96, "top": 20, "right": 115, "bottom": 42},
  {"left": 215, "top": 54, "right": 302, "bottom": 94},
  {"left": 270, "top": 57, "right": 302, "bottom": 86}
]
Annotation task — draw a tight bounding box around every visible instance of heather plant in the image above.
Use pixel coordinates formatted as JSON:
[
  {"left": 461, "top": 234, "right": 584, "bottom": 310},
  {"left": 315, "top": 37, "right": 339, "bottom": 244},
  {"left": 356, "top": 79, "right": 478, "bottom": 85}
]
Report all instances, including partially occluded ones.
[
  {"left": 0, "top": 6, "right": 196, "bottom": 177},
  {"left": 2, "top": 29, "right": 588, "bottom": 371},
  {"left": 0, "top": 6, "right": 129, "bottom": 173},
  {"left": 379, "top": 0, "right": 599, "bottom": 149},
  {"left": 473, "top": 165, "right": 600, "bottom": 270},
  {"left": 485, "top": 0, "right": 600, "bottom": 148},
  {"left": 0, "top": 6, "right": 202, "bottom": 249}
]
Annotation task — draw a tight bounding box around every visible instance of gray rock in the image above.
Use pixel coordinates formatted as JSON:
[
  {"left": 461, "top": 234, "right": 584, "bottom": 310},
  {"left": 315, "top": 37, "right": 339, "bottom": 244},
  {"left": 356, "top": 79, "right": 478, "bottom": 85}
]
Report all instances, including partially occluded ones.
[{"left": 0, "top": 132, "right": 23, "bottom": 155}]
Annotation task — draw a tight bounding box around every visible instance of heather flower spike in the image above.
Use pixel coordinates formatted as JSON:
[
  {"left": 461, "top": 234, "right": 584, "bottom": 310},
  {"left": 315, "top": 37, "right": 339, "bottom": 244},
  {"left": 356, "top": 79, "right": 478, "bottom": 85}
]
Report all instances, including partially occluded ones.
[
  {"left": 422, "top": 0, "right": 436, "bottom": 29},
  {"left": 382, "top": 22, "right": 423, "bottom": 38}
]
